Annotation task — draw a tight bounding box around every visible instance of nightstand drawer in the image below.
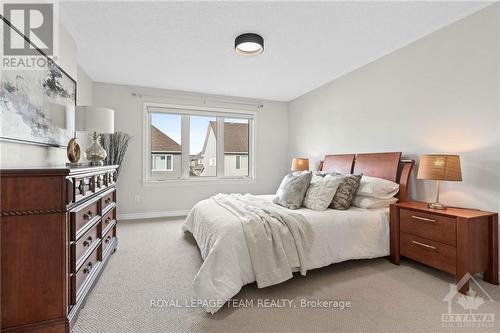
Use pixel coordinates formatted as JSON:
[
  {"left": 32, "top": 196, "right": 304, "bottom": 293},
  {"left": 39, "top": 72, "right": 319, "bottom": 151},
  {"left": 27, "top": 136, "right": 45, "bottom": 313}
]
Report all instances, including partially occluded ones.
[
  {"left": 400, "top": 209, "right": 456, "bottom": 246},
  {"left": 400, "top": 232, "right": 456, "bottom": 274}
]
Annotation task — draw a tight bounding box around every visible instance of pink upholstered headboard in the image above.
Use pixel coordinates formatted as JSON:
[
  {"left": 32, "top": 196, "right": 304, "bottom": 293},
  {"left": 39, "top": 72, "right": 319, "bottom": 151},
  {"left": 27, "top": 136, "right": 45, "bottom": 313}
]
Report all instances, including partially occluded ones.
[{"left": 319, "top": 152, "right": 414, "bottom": 202}]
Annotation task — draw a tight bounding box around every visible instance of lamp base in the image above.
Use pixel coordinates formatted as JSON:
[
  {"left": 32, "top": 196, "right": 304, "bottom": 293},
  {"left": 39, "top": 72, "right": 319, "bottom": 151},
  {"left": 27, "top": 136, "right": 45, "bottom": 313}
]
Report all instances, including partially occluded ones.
[
  {"left": 428, "top": 202, "right": 447, "bottom": 210},
  {"left": 85, "top": 132, "right": 107, "bottom": 166}
]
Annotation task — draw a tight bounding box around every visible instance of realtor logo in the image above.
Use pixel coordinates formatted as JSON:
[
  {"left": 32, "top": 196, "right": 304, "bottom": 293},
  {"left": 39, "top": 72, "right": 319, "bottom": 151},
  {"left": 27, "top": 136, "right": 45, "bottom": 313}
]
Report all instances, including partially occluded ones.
[
  {"left": 2, "top": 2, "right": 54, "bottom": 55},
  {"left": 441, "top": 273, "right": 495, "bottom": 328}
]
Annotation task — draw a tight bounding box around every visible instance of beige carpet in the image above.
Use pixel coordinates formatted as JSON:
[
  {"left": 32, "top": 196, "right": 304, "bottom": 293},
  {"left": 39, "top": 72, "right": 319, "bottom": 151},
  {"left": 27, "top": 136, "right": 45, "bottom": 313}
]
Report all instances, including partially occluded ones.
[{"left": 73, "top": 217, "right": 500, "bottom": 333}]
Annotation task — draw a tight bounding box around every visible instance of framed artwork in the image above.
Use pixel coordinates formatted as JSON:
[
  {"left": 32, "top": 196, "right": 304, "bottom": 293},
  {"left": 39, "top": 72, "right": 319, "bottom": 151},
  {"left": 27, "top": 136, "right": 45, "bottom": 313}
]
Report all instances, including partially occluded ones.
[{"left": 0, "top": 17, "right": 77, "bottom": 147}]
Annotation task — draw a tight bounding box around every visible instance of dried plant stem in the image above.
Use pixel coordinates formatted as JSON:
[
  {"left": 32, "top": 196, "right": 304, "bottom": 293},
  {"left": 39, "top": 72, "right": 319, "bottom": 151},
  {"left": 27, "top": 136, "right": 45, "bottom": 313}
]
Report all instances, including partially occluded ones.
[{"left": 101, "top": 132, "right": 131, "bottom": 178}]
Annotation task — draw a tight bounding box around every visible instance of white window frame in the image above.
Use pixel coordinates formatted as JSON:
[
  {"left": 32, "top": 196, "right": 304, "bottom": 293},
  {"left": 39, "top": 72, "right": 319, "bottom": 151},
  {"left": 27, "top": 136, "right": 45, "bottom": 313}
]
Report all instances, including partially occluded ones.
[
  {"left": 151, "top": 153, "right": 173, "bottom": 171},
  {"left": 143, "top": 102, "right": 256, "bottom": 184}
]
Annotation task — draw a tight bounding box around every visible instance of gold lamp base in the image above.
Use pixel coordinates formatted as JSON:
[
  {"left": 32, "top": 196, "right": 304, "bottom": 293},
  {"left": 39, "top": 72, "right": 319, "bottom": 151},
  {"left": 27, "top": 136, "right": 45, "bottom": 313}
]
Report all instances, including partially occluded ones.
[{"left": 428, "top": 202, "right": 447, "bottom": 210}]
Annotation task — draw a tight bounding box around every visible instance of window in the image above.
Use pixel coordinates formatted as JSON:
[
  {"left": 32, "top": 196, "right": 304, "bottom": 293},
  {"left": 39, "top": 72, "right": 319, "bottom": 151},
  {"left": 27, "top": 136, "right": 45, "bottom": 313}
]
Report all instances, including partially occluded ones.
[
  {"left": 190, "top": 116, "right": 216, "bottom": 177},
  {"left": 144, "top": 103, "right": 255, "bottom": 182},
  {"left": 149, "top": 113, "right": 181, "bottom": 179},
  {"left": 225, "top": 118, "right": 249, "bottom": 176},
  {"left": 235, "top": 155, "right": 248, "bottom": 170},
  {"left": 152, "top": 154, "right": 173, "bottom": 171}
]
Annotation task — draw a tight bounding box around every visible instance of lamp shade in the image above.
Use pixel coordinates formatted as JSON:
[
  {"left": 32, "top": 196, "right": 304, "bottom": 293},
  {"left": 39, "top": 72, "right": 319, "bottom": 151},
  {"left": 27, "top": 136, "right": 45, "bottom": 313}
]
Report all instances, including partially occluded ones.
[
  {"left": 417, "top": 155, "right": 462, "bottom": 181},
  {"left": 291, "top": 158, "right": 309, "bottom": 172},
  {"left": 75, "top": 106, "right": 114, "bottom": 133}
]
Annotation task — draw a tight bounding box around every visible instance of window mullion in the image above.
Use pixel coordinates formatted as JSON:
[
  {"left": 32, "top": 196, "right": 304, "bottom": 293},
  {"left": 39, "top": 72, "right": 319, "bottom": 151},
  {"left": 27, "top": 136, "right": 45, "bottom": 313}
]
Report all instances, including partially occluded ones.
[
  {"left": 216, "top": 117, "right": 224, "bottom": 177},
  {"left": 181, "top": 115, "right": 190, "bottom": 179}
]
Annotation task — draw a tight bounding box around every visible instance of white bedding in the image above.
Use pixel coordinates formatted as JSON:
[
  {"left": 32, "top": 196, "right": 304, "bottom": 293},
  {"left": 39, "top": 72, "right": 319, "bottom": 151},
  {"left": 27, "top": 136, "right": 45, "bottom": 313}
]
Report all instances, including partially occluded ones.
[{"left": 181, "top": 194, "right": 390, "bottom": 313}]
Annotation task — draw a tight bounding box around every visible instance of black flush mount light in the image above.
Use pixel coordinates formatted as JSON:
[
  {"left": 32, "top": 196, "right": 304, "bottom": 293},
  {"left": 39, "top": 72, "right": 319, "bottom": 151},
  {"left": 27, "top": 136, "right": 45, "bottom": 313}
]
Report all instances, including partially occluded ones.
[{"left": 235, "top": 33, "right": 264, "bottom": 56}]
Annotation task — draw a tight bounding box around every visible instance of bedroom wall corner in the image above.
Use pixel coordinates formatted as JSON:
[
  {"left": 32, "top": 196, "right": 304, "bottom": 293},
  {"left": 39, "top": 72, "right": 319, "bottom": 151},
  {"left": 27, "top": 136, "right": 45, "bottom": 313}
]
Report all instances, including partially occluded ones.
[{"left": 288, "top": 3, "right": 500, "bottom": 214}]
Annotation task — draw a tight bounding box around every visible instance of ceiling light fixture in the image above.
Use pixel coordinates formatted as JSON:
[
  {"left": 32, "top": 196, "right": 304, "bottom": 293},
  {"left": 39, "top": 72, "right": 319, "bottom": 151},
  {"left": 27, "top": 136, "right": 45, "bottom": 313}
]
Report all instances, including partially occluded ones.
[{"left": 235, "top": 33, "right": 264, "bottom": 56}]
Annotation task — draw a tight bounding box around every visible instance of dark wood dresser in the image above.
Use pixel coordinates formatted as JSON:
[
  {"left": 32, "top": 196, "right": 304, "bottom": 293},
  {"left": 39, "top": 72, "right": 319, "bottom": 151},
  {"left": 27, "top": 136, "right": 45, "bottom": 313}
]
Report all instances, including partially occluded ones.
[
  {"left": 1, "top": 166, "right": 119, "bottom": 333},
  {"left": 390, "top": 201, "right": 498, "bottom": 294}
]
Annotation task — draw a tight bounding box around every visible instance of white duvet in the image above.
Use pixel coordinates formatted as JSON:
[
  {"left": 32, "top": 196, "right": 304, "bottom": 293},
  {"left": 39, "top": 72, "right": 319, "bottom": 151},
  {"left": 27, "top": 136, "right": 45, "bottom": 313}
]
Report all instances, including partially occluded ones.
[{"left": 181, "top": 194, "right": 390, "bottom": 313}]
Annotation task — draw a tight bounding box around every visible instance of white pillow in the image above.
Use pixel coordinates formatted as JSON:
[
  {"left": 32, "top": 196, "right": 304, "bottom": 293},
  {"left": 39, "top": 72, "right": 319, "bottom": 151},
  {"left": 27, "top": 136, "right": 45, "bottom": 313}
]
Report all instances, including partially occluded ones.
[
  {"left": 352, "top": 195, "right": 398, "bottom": 209},
  {"left": 303, "top": 174, "right": 343, "bottom": 211},
  {"left": 357, "top": 176, "right": 400, "bottom": 199}
]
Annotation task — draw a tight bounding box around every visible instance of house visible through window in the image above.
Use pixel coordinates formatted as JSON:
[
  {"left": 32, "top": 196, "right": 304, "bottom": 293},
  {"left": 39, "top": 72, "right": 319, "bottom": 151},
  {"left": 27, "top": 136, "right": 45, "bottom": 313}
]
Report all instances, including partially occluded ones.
[
  {"left": 224, "top": 118, "right": 249, "bottom": 176},
  {"left": 235, "top": 155, "right": 248, "bottom": 170},
  {"left": 149, "top": 113, "right": 181, "bottom": 179},
  {"left": 145, "top": 104, "right": 255, "bottom": 182},
  {"left": 152, "top": 154, "right": 173, "bottom": 171}
]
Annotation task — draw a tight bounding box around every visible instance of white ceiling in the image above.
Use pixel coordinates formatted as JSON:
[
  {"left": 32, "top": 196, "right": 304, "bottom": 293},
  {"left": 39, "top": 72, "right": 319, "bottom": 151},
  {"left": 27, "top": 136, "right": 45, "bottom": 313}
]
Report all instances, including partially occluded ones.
[{"left": 60, "top": 1, "right": 493, "bottom": 102}]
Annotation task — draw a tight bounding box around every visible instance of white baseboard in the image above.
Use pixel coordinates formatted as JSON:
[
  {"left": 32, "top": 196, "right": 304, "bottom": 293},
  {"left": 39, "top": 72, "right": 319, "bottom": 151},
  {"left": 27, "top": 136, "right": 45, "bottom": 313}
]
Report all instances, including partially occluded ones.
[{"left": 117, "top": 210, "right": 190, "bottom": 221}]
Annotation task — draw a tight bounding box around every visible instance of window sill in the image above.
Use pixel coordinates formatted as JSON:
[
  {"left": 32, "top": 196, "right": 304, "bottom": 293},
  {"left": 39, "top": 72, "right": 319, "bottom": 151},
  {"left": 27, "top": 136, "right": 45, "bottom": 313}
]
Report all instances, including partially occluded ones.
[{"left": 143, "top": 177, "right": 256, "bottom": 187}]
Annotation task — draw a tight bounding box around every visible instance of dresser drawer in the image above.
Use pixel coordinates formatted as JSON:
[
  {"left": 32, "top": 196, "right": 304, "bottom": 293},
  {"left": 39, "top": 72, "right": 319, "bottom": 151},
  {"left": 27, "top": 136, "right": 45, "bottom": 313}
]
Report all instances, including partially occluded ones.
[
  {"left": 94, "top": 173, "right": 107, "bottom": 192},
  {"left": 400, "top": 232, "right": 456, "bottom": 274},
  {"left": 400, "top": 209, "right": 456, "bottom": 246},
  {"left": 102, "top": 223, "right": 116, "bottom": 254},
  {"left": 73, "top": 246, "right": 100, "bottom": 302},
  {"left": 102, "top": 207, "right": 116, "bottom": 233},
  {"left": 101, "top": 189, "right": 116, "bottom": 212},
  {"left": 105, "top": 170, "right": 116, "bottom": 187},
  {"left": 72, "top": 199, "right": 100, "bottom": 239},
  {"left": 72, "top": 221, "right": 100, "bottom": 271},
  {"left": 74, "top": 176, "right": 94, "bottom": 203}
]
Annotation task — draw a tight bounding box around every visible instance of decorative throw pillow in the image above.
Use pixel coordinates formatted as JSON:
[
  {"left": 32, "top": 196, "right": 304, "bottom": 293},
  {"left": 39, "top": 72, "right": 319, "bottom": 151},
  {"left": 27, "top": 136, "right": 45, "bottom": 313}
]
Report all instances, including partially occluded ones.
[
  {"left": 352, "top": 195, "right": 398, "bottom": 209},
  {"left": 303, "top": 174, "right": 344, "bottom": 211},
  {"left": 330, "top": 174, "right": 363, "bottom": 210},
  {"left": 357, "top": 176, "right": 400, "bottom": 199},
  {"left": 273, "top": 171, "right": 313, "bottom": 209},
  {"left": 312, "top": 170, "right": 341, "bottom": 177}
]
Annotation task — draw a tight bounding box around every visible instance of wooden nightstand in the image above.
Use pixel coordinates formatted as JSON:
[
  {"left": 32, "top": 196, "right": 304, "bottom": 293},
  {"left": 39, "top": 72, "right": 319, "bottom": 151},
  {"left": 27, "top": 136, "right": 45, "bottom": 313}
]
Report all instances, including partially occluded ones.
[{"left": 390, "top": 201, "right": 498, "bottom": 294}]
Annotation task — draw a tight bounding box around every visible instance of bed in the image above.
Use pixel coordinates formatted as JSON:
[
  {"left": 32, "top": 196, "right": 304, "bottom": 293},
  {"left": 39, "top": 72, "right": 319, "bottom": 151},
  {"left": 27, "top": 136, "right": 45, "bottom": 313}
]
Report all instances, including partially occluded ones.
[{"left": 182, "top": 152, "right": 414, "bottom": 313}]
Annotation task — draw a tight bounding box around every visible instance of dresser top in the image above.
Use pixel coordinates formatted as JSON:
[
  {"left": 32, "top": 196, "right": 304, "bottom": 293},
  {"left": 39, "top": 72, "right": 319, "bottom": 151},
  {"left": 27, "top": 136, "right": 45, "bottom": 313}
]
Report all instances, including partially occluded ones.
[
  {"left": 394, "top": 201, "right": 497, "bottom": 219},
  {"left": 1, "top": 165, "right": 118, "bottom": 176}
]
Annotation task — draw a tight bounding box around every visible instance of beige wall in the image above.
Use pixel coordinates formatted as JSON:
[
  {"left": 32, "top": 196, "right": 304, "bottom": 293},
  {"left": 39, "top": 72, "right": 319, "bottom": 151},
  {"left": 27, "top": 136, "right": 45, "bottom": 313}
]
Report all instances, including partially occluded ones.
[
  {"left": 288, "top": 4, "right": 500, "bottom": 212},
  {"left": 0, "top": 24, "right": 94, "bottom": 168},
  {"left": 92, "top": 83, "right": 289, "bottom": 217}
]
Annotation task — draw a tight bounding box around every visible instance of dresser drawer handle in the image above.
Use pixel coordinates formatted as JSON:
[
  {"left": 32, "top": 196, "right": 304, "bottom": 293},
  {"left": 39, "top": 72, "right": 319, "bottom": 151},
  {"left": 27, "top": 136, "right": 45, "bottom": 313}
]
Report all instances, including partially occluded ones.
[
  {"left": 411, "top": 215, "right": 436, "bottom": 223},
  {"left": 104, "top": 198, "right": 112, "bottom": 204},
  {"left": 411, "top": 240, "right": 437, "bottom": 250},
  {"left": 83, "top": 236, "right": 93, "bottom": 247},
  {"left": 105, "top": 216, "right": 111, "bottom": 224},
  {"left": 83, "top": 210, "right": 93, "bottom": 220},
  {"left": 83, "top": 263, "right": 92, "bottom": 274}
]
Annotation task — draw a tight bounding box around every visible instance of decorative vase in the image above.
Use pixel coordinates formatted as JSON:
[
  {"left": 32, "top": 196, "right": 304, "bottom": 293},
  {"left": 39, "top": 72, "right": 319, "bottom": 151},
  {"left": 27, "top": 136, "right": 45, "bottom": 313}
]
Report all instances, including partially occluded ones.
[{"left": 85, "top": 132, "right": 107, "bottom": 166}]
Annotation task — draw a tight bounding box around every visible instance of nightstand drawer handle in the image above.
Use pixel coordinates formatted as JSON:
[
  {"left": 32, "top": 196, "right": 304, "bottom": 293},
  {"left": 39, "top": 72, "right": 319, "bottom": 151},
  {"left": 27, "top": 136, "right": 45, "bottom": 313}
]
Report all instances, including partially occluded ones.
[
  {"left": 411, "top": 215, "right": 436, "bottom": 223},
  {"left": 411, "top": 240, "right": 437, "bottom": 250}
]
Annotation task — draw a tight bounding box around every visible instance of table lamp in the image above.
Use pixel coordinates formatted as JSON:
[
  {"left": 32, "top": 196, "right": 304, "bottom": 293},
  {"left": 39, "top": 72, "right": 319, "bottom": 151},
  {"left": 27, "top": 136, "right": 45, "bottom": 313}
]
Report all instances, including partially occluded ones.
[
  {"left": 76, "top": 106, "right": 115, "bottom": 166},
  {"left": 417, "top": 154, "right": 462, "bottom": 210},
  {"left": 291, "top": 158, "right": 309, "bottom": 172}
]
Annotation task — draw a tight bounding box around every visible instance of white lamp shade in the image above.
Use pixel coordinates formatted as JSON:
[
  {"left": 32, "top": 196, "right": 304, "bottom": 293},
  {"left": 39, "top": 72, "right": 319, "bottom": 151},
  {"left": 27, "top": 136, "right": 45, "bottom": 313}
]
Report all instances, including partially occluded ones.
[{"left": 75, "top": 106, "right": 115, "bottom": 133}]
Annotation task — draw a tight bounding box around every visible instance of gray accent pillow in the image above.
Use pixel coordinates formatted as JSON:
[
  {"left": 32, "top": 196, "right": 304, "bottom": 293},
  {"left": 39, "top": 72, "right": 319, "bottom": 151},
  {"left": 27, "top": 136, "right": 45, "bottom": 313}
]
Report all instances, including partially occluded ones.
[
  {"left": 273, "top": 171, "right": 313, "bottom": 209},
  {"left": 330, "top": 174, "right": 363, "bottom": 210},
  {"left": 312, "top": 170, "right": 342, "bottom": 177}
]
